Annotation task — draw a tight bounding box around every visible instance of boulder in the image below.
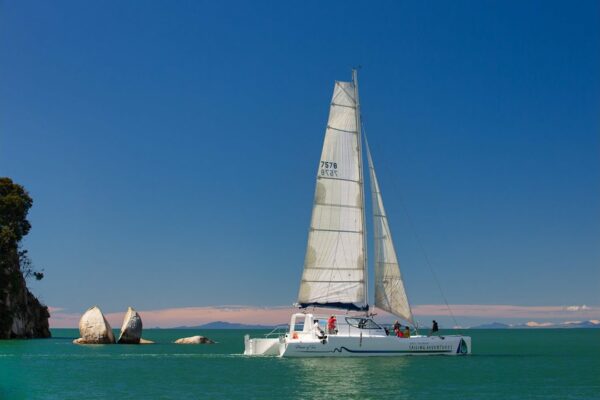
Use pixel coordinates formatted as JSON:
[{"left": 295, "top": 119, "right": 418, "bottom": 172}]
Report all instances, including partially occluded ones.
[
  {"left": 139, "top": 338, "right": 154, "bottom": 344},
  {"left": 174, "top": 335, "right": 215, "bottom": 344},
  {"left": 117, "top": 307, "right": 143, "bottom": 344},
  {"left": 74, "top": 306, "right": 115, "bottom": 344}
]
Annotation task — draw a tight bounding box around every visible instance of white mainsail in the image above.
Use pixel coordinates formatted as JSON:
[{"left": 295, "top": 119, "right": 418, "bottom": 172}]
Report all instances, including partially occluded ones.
[
  {"left": 366, "top": 142, "right": 414, "bottom": 324},
  {"left": 297, "top": 78, "right": 368, "bottom": 310}
]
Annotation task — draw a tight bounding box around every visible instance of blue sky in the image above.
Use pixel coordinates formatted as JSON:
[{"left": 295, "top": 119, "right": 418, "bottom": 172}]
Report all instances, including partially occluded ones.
[{"left": 1, "top": 1, "right": 599, "bottom": 325}]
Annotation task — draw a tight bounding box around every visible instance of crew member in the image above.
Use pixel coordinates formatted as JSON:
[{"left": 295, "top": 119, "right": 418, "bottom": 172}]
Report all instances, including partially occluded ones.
[
  {"left": 393, "top": 320, "right": 401, "bottom": 336},
  {"left": 327, "top": 315, "right": 337, "bottom": 334},
  {"left": 430, "top": 320, "right": 439, "bottom": 336},
  {"left": 314, "top": 319, "right": 325, "bottom": 339}
]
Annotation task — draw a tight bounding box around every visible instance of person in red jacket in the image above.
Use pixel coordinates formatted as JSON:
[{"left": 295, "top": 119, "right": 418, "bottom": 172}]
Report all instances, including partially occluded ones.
[
  {"left": 393, "top": 320, "right": 402, "bottom": 337},
  {"left": 327, "top": 315, "right": 337, "bottom": 334},
  {"left": 397, "top": 325, "right": 404, "bottom": 337}
]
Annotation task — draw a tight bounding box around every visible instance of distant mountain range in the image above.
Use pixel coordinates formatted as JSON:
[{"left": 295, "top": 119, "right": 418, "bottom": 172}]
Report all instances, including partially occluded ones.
[
  {"left": 173, "top": 321, "right": 276, "bottom": 329},
  {"left": 470, "top": 320, "right": 600, "bottom": 329},
  {"left": 161, "top": 319, "right": 600, "bottom": 330}
]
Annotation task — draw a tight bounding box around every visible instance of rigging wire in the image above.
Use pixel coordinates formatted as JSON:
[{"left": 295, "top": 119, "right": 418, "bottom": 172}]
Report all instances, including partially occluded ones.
[{"left": 363, "top": 125, "right": 461, "bottom": 331}]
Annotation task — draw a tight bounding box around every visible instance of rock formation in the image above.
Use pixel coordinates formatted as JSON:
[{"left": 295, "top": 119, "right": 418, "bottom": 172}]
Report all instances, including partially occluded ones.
[
  {"left": 174, "top": 335, "right": 215, "bottom": 344},
  {"left": 0, "top": 178, "right": 50, "bottom": 339},
  {"left": 118, "top": 307, "right": 143, "bottom": 344},
  {"left": 139, "top": 338, "right": 154, "bottom": 344},
  {"left": 0, "top": 283, "right": 50, "bottom": 339},
  {"left": 73, "top": 306, "right": 115, "bottom": 344}
]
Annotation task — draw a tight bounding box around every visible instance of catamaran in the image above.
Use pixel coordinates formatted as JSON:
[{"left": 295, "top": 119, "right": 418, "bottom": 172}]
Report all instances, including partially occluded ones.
[{"left": 244, "top": 70, "right": 471, "bottom": 357}]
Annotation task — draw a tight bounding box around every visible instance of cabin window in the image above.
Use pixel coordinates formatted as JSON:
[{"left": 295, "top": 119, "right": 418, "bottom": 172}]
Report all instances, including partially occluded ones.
[
  {"left": 293, "top": 323, "right": 305, "bottom": 332},
  {"left": 345, "top": 317, "right": 381, "bottom": 330}
]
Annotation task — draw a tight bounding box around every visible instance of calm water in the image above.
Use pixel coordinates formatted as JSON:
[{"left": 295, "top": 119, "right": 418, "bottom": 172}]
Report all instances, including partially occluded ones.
[{"left": 1, "top": 329, "right": 599, "bottom": 399}]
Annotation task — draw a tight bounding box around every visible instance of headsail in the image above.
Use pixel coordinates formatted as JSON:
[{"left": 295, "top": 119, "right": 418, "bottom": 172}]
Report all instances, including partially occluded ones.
[
  {"left": 366, "top": 141, "right": 414, "bottom": 324},
  {"left": 297, "top": 77, "right": 368, "bottom": 311}
]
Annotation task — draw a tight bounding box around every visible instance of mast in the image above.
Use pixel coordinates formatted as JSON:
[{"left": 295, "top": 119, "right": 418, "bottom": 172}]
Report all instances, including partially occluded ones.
[{"left": 353, "top": 68, "right": 369, "bottom": 313}]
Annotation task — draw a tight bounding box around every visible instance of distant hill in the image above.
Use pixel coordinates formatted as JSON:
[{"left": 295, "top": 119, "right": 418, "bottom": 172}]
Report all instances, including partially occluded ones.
[
  {"left": 470, "top": 322, "right": 511, "bottom": 329},
  {"left": 561, "top": 320, "right": 600, "bottom": 329},
  {"left": 470, "top": 320, "right": 600, "bottom": 329},
  {"left": 174, "top": 321, "right": 276, "bottom": 329}
]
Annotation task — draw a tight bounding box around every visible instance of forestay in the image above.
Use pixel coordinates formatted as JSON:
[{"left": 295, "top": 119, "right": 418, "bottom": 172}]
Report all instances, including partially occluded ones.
[
  {"left": 297, "top": 80, "right": 367, "bottom": 311},
  {"left": 366, "top": 142, "right": 414, "bottom": 324}
]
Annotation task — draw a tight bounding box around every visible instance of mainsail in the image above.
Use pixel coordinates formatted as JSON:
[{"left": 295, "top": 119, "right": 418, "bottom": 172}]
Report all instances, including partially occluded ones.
[
  {"left": 297, "top": 76, "right": 368, "bottom": 311},
  {"left": 366, "top": 142, "right": 414, "bottom": 324}
]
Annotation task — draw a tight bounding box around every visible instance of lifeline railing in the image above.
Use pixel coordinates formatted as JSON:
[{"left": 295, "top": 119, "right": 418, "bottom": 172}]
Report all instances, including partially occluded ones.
[{"left": 263, "top": 325, "right": 289, "bottom": 338}]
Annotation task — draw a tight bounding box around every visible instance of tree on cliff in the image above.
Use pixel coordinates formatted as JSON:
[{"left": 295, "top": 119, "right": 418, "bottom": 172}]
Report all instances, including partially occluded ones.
[{"left": 0, "top": 177, "right": 50, "bottom": 339}]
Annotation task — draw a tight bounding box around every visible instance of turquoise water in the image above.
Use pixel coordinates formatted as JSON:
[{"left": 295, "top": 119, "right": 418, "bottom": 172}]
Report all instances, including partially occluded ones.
[{"left": 1, "top": 329, "right": 599, "bottom": 399}]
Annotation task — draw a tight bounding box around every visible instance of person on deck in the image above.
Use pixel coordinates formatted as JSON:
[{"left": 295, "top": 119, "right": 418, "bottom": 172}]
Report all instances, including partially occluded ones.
[
  {"left": 314, "top": 319, "right": 325, "bottom": 339},
  {"left": 327, "top": 315, "right": 337, "bottom": 334},
  {"left": 393, "top": 320, "right": 401, "bottom": 336},
  {"left": 404, "top": 326, "right": 411, "bottom": 338},
  {"left": 430, "top": 320, "right": 439, "bottom": 336},
  {"left": 395, "top": 323, "right": 404, "bottom": 337}
]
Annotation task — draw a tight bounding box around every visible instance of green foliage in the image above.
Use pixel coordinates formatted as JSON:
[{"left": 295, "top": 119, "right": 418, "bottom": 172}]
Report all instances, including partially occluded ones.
[
  {"left": 0, "top": 177, "right": 33, "bottom": 247},
  {"left": 19, "top": 249, "right": 44, "bottom": 281},
  {"left": 0, "top": 177, "right": 43, "bottom": 280}
]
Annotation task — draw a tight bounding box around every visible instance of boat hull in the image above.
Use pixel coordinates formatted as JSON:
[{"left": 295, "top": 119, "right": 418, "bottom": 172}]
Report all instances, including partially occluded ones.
[
  {"left": 281, "top": 335, "right": 471, "bottom": 357},
  {"left": 243, "top": 335, "right": 282, "bottom": 356},
  {"left": 243, "top": 314, "right": 472, "bottom": 357}
]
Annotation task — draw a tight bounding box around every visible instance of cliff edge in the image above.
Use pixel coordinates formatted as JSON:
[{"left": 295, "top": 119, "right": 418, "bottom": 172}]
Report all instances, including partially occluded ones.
[{"left": 0, "top": 177, "right": 50, "bottom": 339}]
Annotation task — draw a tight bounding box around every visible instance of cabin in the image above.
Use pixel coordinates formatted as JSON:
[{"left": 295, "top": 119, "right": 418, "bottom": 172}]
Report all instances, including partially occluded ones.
[{"left": 288, "top": 313, "right": 388, "bottom": 340}]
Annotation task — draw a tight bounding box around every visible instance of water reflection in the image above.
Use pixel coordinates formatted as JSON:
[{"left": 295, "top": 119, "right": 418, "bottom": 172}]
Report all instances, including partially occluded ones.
[{"left": 291, "top": 356, "right": 411, "bottom": 398}]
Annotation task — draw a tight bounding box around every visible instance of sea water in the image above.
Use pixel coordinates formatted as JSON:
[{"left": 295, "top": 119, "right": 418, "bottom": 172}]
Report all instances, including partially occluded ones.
[{"left": 1, "top": 329, "right": 598, "bottom": 399}]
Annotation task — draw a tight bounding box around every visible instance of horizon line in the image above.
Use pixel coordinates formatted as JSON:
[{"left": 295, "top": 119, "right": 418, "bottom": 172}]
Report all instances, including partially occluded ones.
[{"left": 48, "top": 303, "right": 600, "bottom": 328}]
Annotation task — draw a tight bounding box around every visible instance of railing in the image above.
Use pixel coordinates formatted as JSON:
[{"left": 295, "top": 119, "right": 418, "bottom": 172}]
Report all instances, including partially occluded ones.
[{"left": 263, "top": 325, "right": 289, "bottom": 338}]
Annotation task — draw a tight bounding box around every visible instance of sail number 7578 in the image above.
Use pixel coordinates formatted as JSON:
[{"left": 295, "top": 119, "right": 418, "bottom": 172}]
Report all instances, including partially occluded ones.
[{"left": 320, "top": 160, "right": 338, "bottom": 177}]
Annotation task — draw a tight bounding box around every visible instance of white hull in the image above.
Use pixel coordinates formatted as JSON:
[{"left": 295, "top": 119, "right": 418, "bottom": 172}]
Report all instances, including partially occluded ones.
[
  {"left": 244, "top": 313, "right": 471, "bottom": 357},
  {"left": 244, "top": 336, "right": 283, "bottom": 356},
  {"left": 282, "top": 335, "right": 470, "bottom": 357},
  {"left": 245, "top": 334, "right": 470, "bottom": 357}
]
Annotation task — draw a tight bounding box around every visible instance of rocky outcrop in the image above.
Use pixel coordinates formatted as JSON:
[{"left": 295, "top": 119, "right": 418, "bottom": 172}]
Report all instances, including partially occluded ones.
[
  {"left": 174, "top": 335, "right": 215, "bottom": 344},
  {"left": 117, "top": 307, "right": 142, "bottom": 344},
  {"left": 73, "top": 306, "right": 115, "bottom": 344},
  {"left": 139, "top": 338, "right": 154, "bottom": 344},
  {"left": 0, "top": 177, "right": 51, "bottom": 339},
  {"left": 0, "top": 276, "right": 50, "bottom": 339}
]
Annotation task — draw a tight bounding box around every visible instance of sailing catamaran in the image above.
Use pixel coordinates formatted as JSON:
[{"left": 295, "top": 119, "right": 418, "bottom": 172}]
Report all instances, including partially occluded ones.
[{"left": 244, "top": 70, "right": 471, "bottom": 357}]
